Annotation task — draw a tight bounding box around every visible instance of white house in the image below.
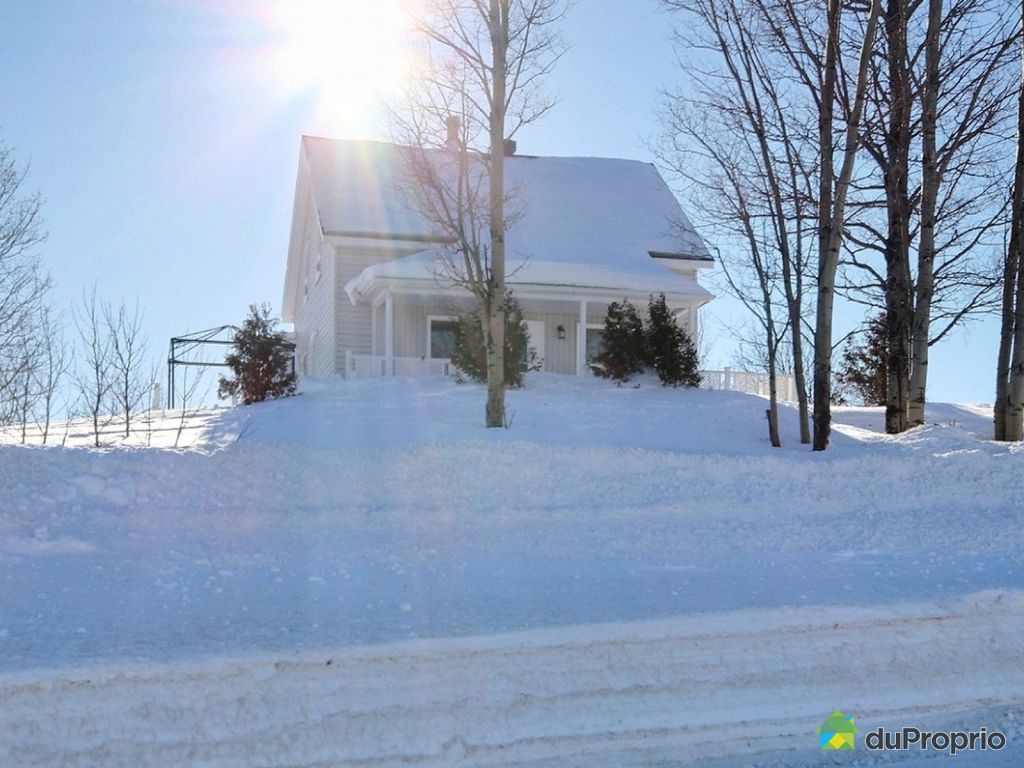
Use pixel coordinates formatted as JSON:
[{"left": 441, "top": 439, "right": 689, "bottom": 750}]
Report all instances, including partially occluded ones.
[{"left": 281, "top": 135, "right": 714, "bottom": 378}]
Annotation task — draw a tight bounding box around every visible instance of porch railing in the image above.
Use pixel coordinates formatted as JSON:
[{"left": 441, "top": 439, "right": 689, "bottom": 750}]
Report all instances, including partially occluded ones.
[
  {"left": 347, "top": 354, "right": 795, "bottom": 401},
  {"left": 347, "top": 353, "right": 455, "bottom": 378}
]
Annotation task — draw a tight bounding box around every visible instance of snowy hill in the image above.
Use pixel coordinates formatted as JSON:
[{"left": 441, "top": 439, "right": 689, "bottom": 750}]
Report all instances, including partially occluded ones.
[{"left": 2, "top": 375, "right": 1022, "bottom": 766}]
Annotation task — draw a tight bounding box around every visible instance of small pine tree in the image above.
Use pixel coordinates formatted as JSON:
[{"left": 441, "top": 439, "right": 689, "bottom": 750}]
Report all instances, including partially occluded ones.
[
  {"left": 218, "top": 304, "right": 297, "bottom": 405},
  {"left": 594, "top": 299, "right": 646, "bottom": 381},
  {"left": 834, "top": 313, "right": 887, "bottom": 406},
  {"left": 645, "top": 293, "right": 702, "bottom": 388},
  {"left": 451, "top": 292, "right": 538, "bottom": 388}
]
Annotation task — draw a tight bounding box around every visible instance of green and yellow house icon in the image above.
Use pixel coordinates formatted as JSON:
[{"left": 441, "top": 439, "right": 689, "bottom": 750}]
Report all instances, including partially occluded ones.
[{"left": 817, "top": 710, "right": 858, "bottom": 750}]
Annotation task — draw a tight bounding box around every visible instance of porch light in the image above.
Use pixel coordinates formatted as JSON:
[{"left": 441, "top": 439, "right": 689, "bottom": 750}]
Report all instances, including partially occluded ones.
[{"left": 557, "top": 325, "right": 566, "bottom": 339}]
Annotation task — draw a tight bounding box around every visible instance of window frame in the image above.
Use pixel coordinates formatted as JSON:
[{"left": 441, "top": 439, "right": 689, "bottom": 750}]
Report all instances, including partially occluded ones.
[
  {"left": 426, "top": 315, "right": 460, "bottom": 360},
  {"left": 578, "top": 322, "right": 606, "bottom": 367}
]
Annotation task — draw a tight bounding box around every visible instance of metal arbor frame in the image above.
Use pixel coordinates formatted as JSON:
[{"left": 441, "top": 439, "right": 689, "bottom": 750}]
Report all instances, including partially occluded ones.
[
  {"left": 167, "top": 325, "right": 298, "bottom": 409},
  {"left": 167, "top": 326, "right": 238, "bottom": 410}
]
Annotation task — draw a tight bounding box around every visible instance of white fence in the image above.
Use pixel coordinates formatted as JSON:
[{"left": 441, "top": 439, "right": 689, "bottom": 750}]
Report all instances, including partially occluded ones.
[{"left": 701, "top": 368, "right": 798, "bottom": 402}]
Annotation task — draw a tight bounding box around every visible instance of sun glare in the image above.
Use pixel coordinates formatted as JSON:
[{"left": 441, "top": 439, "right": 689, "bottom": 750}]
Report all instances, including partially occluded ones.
[{"left": 264, "top": 0, "right": 411, "bottom": 134}]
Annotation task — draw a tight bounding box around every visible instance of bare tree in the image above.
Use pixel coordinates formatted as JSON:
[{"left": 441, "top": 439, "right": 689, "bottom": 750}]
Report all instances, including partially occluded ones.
[
  {"left": 0, "top": 141, "right": 50, "bottom": 416},
  {"left": 394, "top": 0, "right": 567, "bottom": 427},
  {"left": 995, "top": 0, "right": 1024, "bottom": 441},
  {"left": 34, "top": 308, "right": 70, "bottom": 444},
  {"left": 909, "top": 0, "right": 942, "bottom": 428},
  {"left": 105, "top": 299, "right": 148, "bottom": 438},
  {"left": 813, "top": 0, "right": 883, "bottom": 451},
  {"left": 0, "top": 305, "right": 69, "bottom": 445},
  {"left": 73, "top": 286, "right": 114, "bottom": 448},
  {"left": 840, "top": 0, "right": 1019, "bottom": 430},
  {"left": 7, "top": 306, "right": 70, "bottom": 444},
  {"left": 8, "top": 331, "right": 42, "bottom": 443},
  {"left": 174, "top": 364, "right": 209, "bottom": 449},
  {"left": 659, "top": 0, "right": 818, "bottom": 445}
]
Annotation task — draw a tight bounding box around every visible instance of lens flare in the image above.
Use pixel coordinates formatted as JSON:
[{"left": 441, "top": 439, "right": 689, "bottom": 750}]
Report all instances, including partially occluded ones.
[{"left": 263, "top": 0, "right": 411, "bottom": 134}]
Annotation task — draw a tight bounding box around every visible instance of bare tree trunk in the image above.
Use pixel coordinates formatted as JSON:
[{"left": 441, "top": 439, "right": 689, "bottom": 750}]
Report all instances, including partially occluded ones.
[
  {"left": 908, "top": 0, "right": 942, "bottom": 428},
  {"left": 998, "top": 0, "right": 1024, "bottom": 440},
  {"left": 1009, "top": 229, "right": 1024, "bottom": 441},
  {"left": 881, "top": 0, "right": 914, "bottom": 435},
  {"left": 995, "top": 227, "right": 1018, "bottom": 440},
  {"left": 485, "top": 0, "right": 508, "bottom": 429},
  {"left": 813, "top": 0, "right": 840, "bottom": 453},
  {"left": 814, "top": 0, "right": 882, "bottom": 450},
  {"left": 781, "top": 234, "right": 811, "bottom": 445},
  {"left": 766, "top": 335, "right": 781, "bottom": 448},
  {"left": 37, "top": 312, "right": 69, "bottom": 445},
  {"left": 1007, "top": 32, "right": 1024, "bottom": 440},
  {"left": 18, "top": 369, "right": 30, "bottom": 444}
]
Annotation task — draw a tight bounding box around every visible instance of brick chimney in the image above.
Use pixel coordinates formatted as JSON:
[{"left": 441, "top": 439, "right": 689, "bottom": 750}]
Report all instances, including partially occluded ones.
[
  {"left": 445, "top": 116, "right": 460, "bottom": 150},
  {"left": 504, "top": 139, "right": 517, "bottom": 157}
]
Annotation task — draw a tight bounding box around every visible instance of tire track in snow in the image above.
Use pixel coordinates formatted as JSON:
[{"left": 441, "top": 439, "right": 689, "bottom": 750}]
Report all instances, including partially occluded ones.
[{"left": 2, "top": 590, "right": 1022, "bottom": 767}]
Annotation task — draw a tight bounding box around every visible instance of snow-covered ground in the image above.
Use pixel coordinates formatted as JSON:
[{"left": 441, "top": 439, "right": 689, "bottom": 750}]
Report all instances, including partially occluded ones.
[
  {"left": 0, "top": 408, "right": 218, "bottom": 449},
  {"left": 2, "top": 375, "right": 1022, "bottom": 766}
]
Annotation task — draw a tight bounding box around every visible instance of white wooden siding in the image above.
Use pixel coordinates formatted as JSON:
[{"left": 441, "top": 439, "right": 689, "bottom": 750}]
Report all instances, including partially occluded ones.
[
  {"left": 332, "top": 247, "right": 380, "bottom": 362},
  {"left": 291, "top": 180, "right": 336, "bottom": 378}
]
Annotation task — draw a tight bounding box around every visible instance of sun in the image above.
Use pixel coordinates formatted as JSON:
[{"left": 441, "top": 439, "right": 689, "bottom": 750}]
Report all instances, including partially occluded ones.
[{"left": 263, "top": 0, "right": 412, "bottom": 134}]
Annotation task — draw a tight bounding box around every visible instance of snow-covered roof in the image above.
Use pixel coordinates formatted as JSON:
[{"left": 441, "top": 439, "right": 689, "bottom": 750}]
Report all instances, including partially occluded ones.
[
  {"left": 302, "top": 137, "right": 438, "bottom": 241},
  {"left": 291, "top": 136, "right": 714, "bottom": 308},
  {"left": 302, "top": 136, "right": 712, "bottom": 257}
]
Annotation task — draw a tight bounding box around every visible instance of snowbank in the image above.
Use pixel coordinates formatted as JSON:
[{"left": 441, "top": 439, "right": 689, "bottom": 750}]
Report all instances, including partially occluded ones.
[
  {"left": 4, "top": 590, "right": 1022, "bottom": 768},
  {"left": 2, "top": 376, "right": 1022, "bottom": 765}
]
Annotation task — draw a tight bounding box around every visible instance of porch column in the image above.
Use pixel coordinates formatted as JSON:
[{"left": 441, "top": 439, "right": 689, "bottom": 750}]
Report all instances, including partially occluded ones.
[
  {"left": 576, "top": 299, "right": 587, "bottom": 376},
  {"left": 384, "top": 292, "right": 394, "bottom": 376},
  {"left": 371, "top": 298, "right": 379, "bottom": 356}
]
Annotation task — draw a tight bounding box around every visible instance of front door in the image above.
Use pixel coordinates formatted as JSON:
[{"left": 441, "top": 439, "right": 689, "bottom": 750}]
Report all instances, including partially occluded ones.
[{"left": 526, "top": 320, "right": 546, "bottom": 371}]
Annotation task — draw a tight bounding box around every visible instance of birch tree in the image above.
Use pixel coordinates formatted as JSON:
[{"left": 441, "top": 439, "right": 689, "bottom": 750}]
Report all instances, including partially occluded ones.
[
  {"left": 395, "top": 0, "right": 567, "bottom": 428},
  {"left": 813, "top": 0, "right": 882, "bottom": 451},
  {"left": 910, "top": 0, "right": 942, "bottom": 427}
]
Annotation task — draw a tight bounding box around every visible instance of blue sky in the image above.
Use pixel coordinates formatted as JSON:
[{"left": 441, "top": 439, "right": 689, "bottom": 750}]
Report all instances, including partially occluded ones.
[{"left": 0, "top": 0, "right": 998, "bottom": 405}]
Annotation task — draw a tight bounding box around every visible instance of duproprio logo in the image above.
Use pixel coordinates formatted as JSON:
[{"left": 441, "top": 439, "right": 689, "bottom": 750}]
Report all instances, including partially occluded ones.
[{"left": 817, "top": 710, "right": 858, "bottom": 750}]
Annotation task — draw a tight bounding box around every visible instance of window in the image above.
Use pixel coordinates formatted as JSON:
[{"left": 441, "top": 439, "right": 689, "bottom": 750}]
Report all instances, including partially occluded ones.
[
  {"left": 429, "top": 318, "right": 459, "bottom": 359},
  {"left": 585, "top": 327, "right": 604, "bottom": 363}
]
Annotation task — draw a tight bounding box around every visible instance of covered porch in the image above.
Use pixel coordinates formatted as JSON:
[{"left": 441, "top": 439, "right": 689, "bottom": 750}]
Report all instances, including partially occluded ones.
[{"left": 351, "top": 283, "right": 705, "bottom": 378}]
